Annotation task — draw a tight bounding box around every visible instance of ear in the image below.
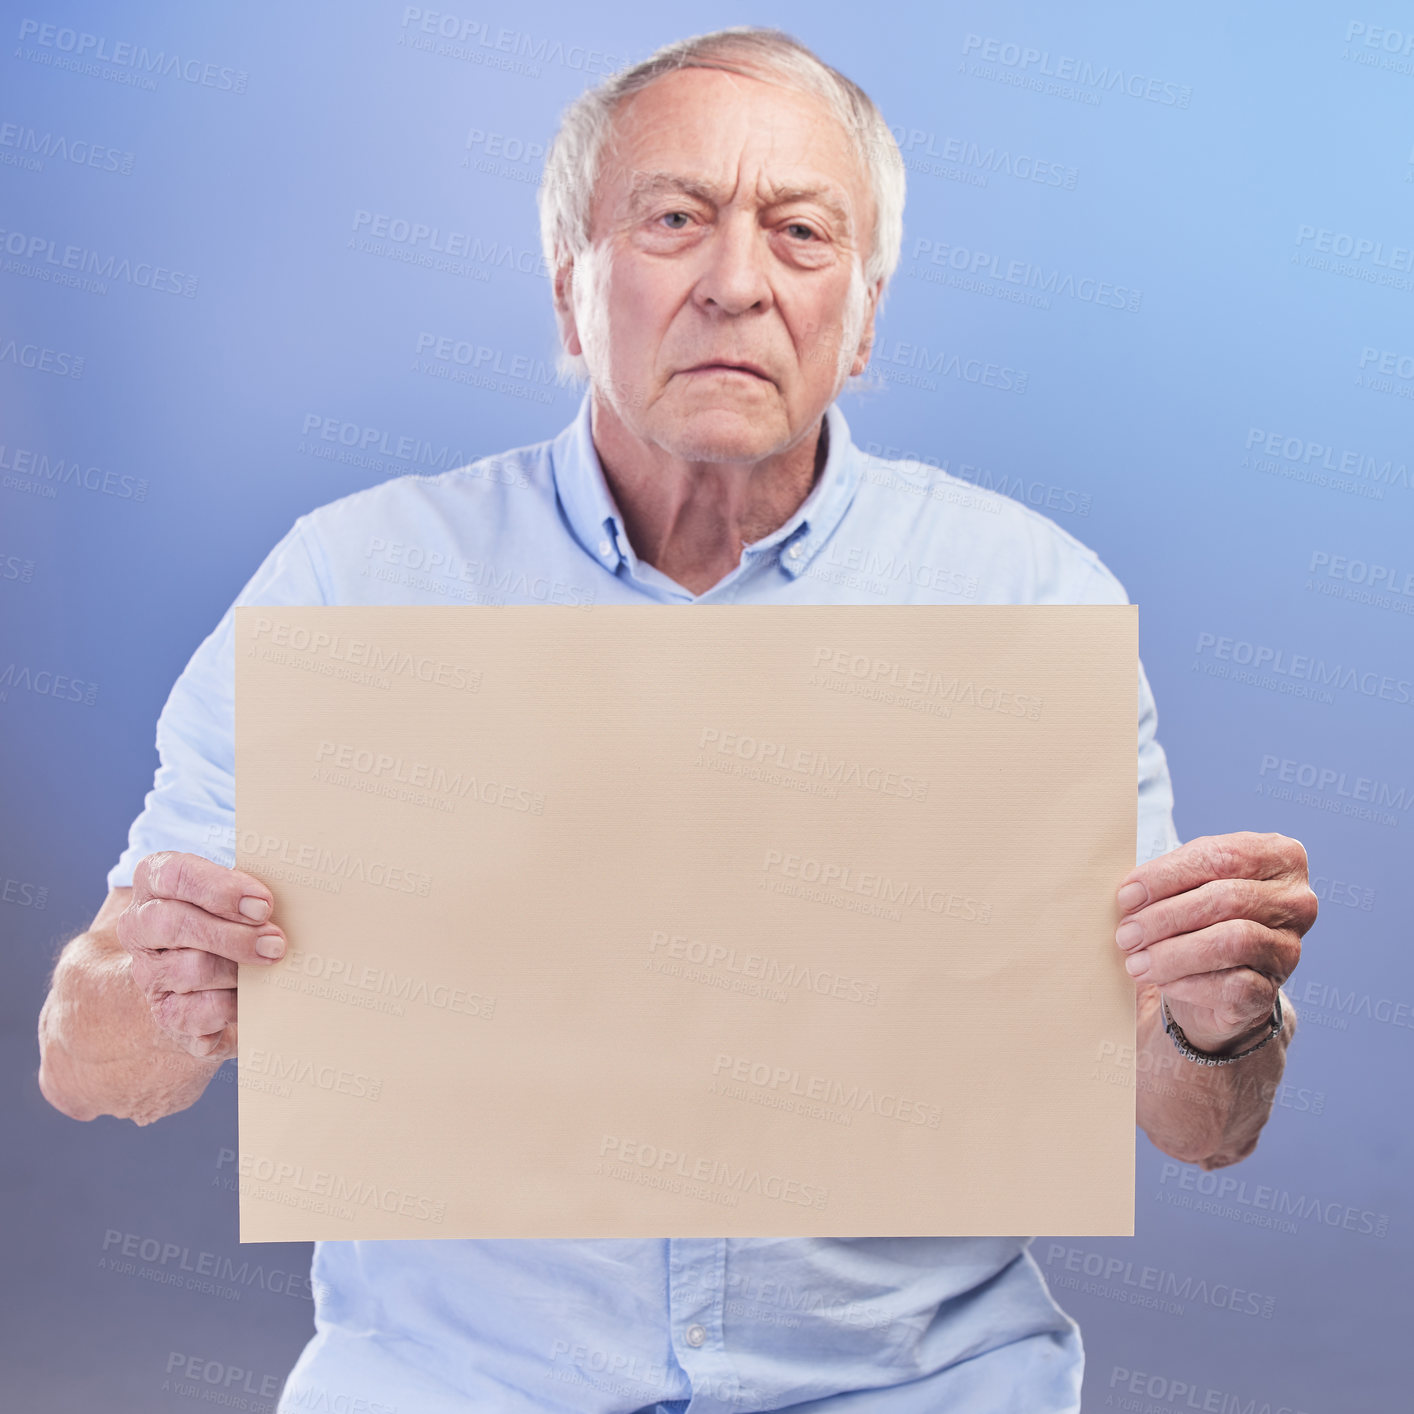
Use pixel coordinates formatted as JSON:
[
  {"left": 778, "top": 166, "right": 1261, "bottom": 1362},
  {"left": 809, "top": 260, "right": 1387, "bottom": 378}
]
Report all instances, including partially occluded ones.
[
  {"left": 847, "top": 278, "right": 884, "bottom": 378},
  {"left": 552, "top": 259, "right": 583, "bottom": 358}
]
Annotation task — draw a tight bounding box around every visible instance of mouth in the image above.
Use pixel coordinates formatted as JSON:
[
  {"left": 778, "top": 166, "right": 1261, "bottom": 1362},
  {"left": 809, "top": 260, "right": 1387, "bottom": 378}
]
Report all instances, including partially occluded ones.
[{"left": 681, "top": 361, "right": 774, "bottom": 384}]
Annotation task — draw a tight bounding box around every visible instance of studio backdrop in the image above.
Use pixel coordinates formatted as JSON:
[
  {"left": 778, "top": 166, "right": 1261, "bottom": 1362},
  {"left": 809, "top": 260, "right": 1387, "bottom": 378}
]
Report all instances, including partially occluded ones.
[{"left": 3, "top": 3, "right": 1410, "bottom": 1411}]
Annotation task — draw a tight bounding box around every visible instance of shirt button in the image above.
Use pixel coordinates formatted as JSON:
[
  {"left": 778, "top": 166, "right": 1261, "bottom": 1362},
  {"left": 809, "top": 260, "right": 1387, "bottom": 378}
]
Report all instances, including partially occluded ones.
[
  {"left": 685, "top": 1323, "right": 707, "bottom": 1347},
  {"left": 787, "top": 543, "right": 803, "bottom": 558},
  {"left": 597, "top": 538, "right": 613, "bottom": 558}
]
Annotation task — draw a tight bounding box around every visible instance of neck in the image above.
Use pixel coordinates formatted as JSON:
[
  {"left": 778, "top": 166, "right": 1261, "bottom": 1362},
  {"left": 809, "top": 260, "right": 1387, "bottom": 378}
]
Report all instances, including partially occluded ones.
[{"left": 589, "top": 395, "right": 828, "bottom": 596}]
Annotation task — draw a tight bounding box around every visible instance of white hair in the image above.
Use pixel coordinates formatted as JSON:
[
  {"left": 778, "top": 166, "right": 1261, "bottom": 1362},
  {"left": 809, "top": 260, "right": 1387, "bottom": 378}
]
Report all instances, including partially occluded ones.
[{"left": 538, "top": 27, "right": 906, "bottom": 366}]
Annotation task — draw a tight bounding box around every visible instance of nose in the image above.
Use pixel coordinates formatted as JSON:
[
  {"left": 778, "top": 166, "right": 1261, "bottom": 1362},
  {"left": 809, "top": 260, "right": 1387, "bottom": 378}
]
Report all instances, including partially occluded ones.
[{"left": 693, "top": 212, "right": 773, "bottom": 317}]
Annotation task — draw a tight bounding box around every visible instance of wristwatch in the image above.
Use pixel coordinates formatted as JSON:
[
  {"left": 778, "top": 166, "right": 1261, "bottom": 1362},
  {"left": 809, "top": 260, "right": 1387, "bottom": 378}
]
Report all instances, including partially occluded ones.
[{"left": 1160, "top": 991, "right": 1285, "bottom": 1066}]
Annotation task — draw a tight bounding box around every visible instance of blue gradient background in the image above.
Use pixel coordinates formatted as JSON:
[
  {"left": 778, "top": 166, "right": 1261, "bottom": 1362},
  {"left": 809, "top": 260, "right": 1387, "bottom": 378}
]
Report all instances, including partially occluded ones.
[{"left": 3, "top": 3, "right": 1410, "bottom": 1410}]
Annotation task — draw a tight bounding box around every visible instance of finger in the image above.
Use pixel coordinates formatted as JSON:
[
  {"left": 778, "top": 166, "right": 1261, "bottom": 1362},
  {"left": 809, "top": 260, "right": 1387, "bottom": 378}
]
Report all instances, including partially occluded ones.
[
  {"left": 132, "top": 850, "right": 275, "bottom": 925},
  {"left": 1157, "top": 968, "right": 1280, "bottom": 1037},
  {"left": 151, "top": 986, "right": 237, "bottom": 1041},
  {"left": 133, "top": 946, "right": 238, "bottom": 996},
  {"left": 186, "top": 1021, "right": 239, "bottom": 1061},
  {"left": 1116, "top": 875, "right": 1316, "bottom": 953},
  {"left": 119, "top": 896, "right": 285, "bottom": 966},
  {"left": 1121, "top": 917, "right": 1298, "bottom": 987},
  {"left": 1117, "top": 832, "right": 1309, "bottom": 915},
  {"left": 183, "top": 1031, "right": 233, "bottom": 1061}
]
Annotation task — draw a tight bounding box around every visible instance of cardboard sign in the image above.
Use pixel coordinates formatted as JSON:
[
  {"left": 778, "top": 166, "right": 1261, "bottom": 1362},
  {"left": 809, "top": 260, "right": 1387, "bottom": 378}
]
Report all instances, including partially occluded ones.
[{"left": 235, "top": 605, "right": 1136, "bottom": 1240}]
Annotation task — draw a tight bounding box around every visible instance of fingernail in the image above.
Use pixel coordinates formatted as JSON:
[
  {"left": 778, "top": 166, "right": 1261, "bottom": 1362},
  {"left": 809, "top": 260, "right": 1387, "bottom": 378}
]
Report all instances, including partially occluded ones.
[
  {"left": 1124, "top": 952, "right": 1150, "bottom": 977},
  {"left": 1117, "top": 881, "right": 1147, "bottom": 912},
  {"left": 1115, "top": 921, "right": 1144, "bottom": 949},
  {"left": 240, "top": 897, "right": 271, "bottom": 923},
  {"left": 255, "top": 933, "right": 285, "bottom": 959}
]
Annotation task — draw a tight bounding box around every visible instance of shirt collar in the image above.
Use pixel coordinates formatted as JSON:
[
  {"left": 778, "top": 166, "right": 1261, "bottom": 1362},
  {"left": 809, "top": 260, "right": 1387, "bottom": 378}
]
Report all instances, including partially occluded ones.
[{"left": 550, "top": 391, "right": 861, "bottom": 582}]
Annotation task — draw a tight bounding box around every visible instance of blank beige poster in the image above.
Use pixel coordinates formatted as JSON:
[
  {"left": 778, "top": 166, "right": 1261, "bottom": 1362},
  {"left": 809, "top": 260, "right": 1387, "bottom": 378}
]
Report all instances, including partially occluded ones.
[{"left": 234, "top": 604, "right": 1137, "bottom": 1241}]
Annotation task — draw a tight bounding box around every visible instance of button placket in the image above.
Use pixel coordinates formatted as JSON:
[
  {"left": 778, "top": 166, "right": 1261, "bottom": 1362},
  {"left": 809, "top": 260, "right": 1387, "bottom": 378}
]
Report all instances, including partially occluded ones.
[{"left": 667, "top": 1237, "right": 728, "bottom": 1367}]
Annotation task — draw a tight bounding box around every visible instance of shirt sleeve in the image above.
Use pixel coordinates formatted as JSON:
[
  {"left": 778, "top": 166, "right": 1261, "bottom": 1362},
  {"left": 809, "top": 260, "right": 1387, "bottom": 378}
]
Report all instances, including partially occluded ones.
[
  {"left": 106, "top": 519, "right": 329, "bottom": 890},
  {"left": 1072, "top": 557, "right": 1181, "bottom": 866},
  {"left": 1136, "top": 655, "right": 1181, "bottom": 864}
]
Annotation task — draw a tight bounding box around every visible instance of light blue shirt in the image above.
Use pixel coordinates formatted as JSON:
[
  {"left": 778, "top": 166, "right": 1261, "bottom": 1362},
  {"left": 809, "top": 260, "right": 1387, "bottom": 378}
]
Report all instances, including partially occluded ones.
[{"left": 111, "top": 394, "right": 1180, "bottom": 1414}]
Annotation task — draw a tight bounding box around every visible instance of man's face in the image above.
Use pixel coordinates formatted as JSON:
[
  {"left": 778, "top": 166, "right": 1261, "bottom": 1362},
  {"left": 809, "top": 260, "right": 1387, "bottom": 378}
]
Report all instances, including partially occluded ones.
[{"left": 557, "top": 67, "right": 881, "bottom": 464}]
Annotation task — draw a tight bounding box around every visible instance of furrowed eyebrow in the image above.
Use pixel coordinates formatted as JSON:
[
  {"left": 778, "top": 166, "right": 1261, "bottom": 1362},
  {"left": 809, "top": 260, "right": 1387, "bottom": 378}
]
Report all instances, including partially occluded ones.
[
  {"left": 622, "top": 171, "right": 855, "bottom": 235},
  {"left": 763, "top": 183, "right": 854, "bottom": 235},
  {"left": 624, "top": 171, "right": 725, "bottom": 215}
]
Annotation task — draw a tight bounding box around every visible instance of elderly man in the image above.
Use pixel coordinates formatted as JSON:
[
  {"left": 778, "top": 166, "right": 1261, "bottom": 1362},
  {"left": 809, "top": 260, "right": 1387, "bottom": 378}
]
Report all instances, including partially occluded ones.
[{"left": 38, "top": 27, "right": 1314, "bottom": 1414}]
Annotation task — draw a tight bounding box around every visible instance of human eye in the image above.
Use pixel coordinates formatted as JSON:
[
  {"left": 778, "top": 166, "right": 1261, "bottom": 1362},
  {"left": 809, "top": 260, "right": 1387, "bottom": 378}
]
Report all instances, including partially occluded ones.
[
  {"left": 784, "top": 221, "right": 817, "bottom": 240},
  {"left": 660, "top": 210, "right": 692, "bottom": 230}
]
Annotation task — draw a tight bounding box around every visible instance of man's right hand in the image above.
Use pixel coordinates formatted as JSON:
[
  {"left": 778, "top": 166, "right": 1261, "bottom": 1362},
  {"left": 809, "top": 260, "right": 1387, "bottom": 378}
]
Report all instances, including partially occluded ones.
[{"left": 115, "top": 851, "right": 286, "bottom": 1061}]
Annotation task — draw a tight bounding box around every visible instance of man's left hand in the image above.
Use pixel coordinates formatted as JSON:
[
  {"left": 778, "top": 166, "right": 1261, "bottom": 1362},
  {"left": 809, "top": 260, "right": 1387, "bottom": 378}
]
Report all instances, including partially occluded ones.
[{"left": 1114, "top": 832, "right": 1317, "bottom": 1053}]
